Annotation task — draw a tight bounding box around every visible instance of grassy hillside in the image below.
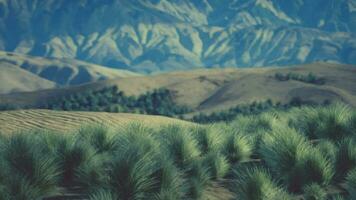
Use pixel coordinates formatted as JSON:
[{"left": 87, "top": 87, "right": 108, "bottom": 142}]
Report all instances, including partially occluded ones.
[
  {"left": 0, "top": 51, "right": 139, "bottom": 94},
  {"left": 0, "top": 62, "right": 56, "bottom": 94},
  {"left": 1, "top": 63, "right": 355, "bottom": 113},
  {"left": 0, "top": 109, "right": 192, "bottom": 135},
  {"left": 0, "top": 104, "right": 355, "bottom": 199}
]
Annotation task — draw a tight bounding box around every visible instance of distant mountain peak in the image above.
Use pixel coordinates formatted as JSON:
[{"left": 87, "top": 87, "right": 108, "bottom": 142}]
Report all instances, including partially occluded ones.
[{"left": 0, "top": 0, "right": 355, "bottom": 73}]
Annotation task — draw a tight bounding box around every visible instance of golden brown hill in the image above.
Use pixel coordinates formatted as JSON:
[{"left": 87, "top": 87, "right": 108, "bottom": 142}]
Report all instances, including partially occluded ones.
[
  {"left": 1, "top": 63, "right": 355, "bottom": 113},
  {"left": 0, "top": 109, "right": 193, "bottom": 135},
  {"left": 0, "top": 51, "right": 139, "bottom": 94}
]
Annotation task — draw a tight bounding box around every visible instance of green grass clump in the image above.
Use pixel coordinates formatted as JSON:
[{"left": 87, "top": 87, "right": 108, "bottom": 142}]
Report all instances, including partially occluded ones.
[
  {"left": 231, "top": 112, "right": 277, "bottom": 135},
  {"left": 55, "top": 137, "right": 96, "bottom": 185},
  {"left": 335, "top": 138, "right": 356, "bottom": 180},
  {"left": 89, "top": 189, "right": 117, "bottom": 200},
  {"left": 232, "top": 165, "right": 292, "bottom": 200},
  {"left": 107, "top": 147, "right": 161, "bottom": 199},
  {"left": 159, "top": 125, "right": 201, "bottom": 169},
  {"left": 302, "top": 183, "right": 327, "bottom": 200},
  {"left": 185, "top": 159, "right": 211, "bottom": 200},
  {"left": 0, "top": 132, "right": 61, "bottom": 199},
  {"left": 259, "top": 126, "right": 309, "bottom": 179},
  {"left": 77, "top": 125, "right": 117, "bottom": 154},
  {"left": 289, "top": 148, "right": 333, "bottom": 191},
  {"left": 191, "top": 125, "right": 223, "bottom": 155},
  {"left": 153, "top": 161, "right": 187, "bottom": 200},
  {"left": 345, "top": 169, "right": 356, "bottom": 199},
  {"left": 259, "top": 126, "right": 333, "bottom": 192},
  {"left": 223, "top": 132, "right": 253, "bottom": 164},
  {"left": 317, "top": 140, "right": 338, "bottom": 163},
  {"left": 202, "top": 152, "right": 230, "bottom": 180},
  {"left": 290, "top": 104, "right": 352, "bottom": 140}
]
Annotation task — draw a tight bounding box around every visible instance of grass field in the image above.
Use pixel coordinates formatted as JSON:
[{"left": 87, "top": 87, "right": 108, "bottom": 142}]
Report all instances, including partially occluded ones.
[
  {"left": 0, "top": 103, "right": 355, "bottom": 199},
  {"left": 0, "top": 109, "right": 192, "bottom": 135}
]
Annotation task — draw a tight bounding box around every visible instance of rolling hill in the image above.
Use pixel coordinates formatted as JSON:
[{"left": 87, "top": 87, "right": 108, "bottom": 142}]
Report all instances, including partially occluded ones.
[
  {"left": 1, "top": 63, "right": 355, "bottom": 114},
  {"left": 0, "top": 51, "right": 139, "bottom": 94},
  {"left": 0, "top": 0, "right": 355, "bottom": 73},
  {"left": 0, "top": 109, "right": 192, "bottom": 135},
  {"left": 0, "top": 62, "right": 56, "bottom": 93}
]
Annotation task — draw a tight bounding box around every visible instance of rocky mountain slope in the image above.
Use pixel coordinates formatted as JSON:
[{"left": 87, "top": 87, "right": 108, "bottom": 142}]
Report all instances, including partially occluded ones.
[{"left": 0, "top": 0, "right": 355, "bottom": 73}]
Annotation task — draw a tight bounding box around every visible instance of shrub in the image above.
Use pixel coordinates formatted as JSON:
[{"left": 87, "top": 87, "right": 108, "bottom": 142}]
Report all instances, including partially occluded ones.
[{"left": 274, "top": 72, "right": 325, "bottom": 85}]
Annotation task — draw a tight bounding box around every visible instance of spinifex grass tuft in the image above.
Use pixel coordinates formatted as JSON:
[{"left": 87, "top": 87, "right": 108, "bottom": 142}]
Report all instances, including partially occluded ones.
[
  {"left": 290, "top": 104, "right": 352, "bottom": 140},
  {"left": 346, "top": 169, "right": 356, "bottom": 199},
  {"left": 77, "top": 124, "right": 117, "bottom": 154},
  {"left": 191, "top": 125, "right": 224, "bottom": 155},
  {"left": 259, "top": 125, "right": 333, "bottom": 192},
  {"left": 54, "top": 136, "right": 96, "bottom": 185},
  {"left": 102, "top": 124, "right": 163, "bottom": 199},
  {"left": 159, "top": 125, "right": 201, "bottom": 169},
  {"left": 259, "top": 126, "right": 310, "bottom": 180},
  {"left": 223, "top": 132, "right": 253, "bottom": 164},
  {"left": 232, "top": 165, "right": 292, "bottom": 200},
  {"left": 89, "top": 189, "right": 117, "bottom": 200},
  {"left": 335, "top": 138, "right": 356, "bottom": 180},
  {"left": 302, "top": 183, "right": 327, "bottom": 200},
  {"left": 0, "top": 132, "right": 61, "bottom": 198},
  {"left": 202, "top": 151, "right": 230, "bottom": 180},
  {"left": 153, "top": 160, "right": 187, "bottom": 200},
  {"left": 317, "top": 140, "right": 338, "bottom": 163},
  {"left": 289, "top": 148, "right": 334, "bottom": 192}
]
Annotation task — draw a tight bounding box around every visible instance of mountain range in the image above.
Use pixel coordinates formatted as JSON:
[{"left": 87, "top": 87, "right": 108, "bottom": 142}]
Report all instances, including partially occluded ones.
[{"left": 0, "top": 0, "right": 355, "bottom": 73}]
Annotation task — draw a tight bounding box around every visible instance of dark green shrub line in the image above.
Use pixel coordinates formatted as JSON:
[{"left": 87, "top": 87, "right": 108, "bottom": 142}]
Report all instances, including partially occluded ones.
[
  {"left": 191, "top": 98, "right": 331, "bottom": 123},
  {"left": 40, "top": 86, "right": 191, "bottom": 117},
  {"left": 274, "top": 72, "right": 326, "bottom": 85}
]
